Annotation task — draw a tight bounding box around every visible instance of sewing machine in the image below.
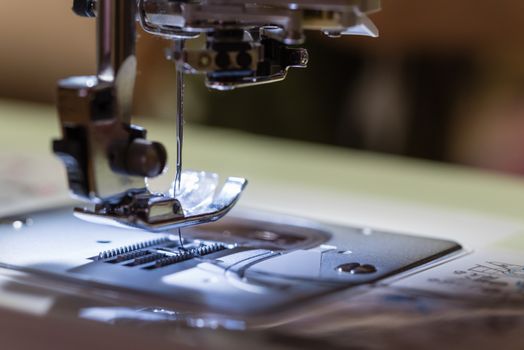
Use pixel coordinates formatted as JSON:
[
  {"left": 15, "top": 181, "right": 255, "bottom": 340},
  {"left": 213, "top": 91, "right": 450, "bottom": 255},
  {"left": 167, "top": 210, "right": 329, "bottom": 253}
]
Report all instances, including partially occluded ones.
[
  {"left": 0, "top": 0, "right": 468, "bottom": 338},
  {"left": 53, "top": 0, "right": 384, "bottom": 231}
]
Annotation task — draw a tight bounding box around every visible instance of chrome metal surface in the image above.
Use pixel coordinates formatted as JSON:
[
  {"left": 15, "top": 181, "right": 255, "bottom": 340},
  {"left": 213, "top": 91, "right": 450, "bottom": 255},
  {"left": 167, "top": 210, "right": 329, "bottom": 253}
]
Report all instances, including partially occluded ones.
[
  {"left": 97, "top": 0, "right": 137, "bottom": 124},
  {"left": 74, "top": 172, "right": 248, "bottom": 232},
  {"left": 174, "top": 40, "right": 185, "bottom": 197},
  {"left": 141, "top": 0, "right": 378, "bottom": 90},
  {"left": 55, "top": 0, "right": 379, "bottom": 232},
  {"left": 0, "top": 207, "right": 461, "bottom": 316},
  {"left": 97, "top": 0, "right": 135, "bottom": 85},
  {"left": 138, "top": 0, "right": 380, "bottom": 42}
]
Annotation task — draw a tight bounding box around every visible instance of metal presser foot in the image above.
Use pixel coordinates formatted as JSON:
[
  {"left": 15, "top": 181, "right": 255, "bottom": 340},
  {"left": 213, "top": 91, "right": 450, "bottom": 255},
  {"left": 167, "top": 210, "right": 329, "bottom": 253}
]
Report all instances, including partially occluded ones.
[
  {"left": 69, "top": 42, "right": 248, "bottom": 232},
  {"left": 74, "top": 171, "right": 247, "bottom": 232}
]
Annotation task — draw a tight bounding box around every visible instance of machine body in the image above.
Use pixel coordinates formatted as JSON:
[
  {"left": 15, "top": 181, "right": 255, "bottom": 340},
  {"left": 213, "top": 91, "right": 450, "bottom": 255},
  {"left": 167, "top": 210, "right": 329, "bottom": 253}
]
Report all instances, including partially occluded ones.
[
  {"left": 40, "top": 0, "right": 461, "bottom": 324},
  {"left": 0, "top": 3, "right": 484, "bottom": 346}
]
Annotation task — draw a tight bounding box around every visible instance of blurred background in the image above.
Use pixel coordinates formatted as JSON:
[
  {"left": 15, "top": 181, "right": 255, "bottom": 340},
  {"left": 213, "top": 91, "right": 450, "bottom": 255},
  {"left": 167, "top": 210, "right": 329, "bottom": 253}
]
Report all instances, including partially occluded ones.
[{"left": 2, "top": 0, "right": 524, "bottom": 174}]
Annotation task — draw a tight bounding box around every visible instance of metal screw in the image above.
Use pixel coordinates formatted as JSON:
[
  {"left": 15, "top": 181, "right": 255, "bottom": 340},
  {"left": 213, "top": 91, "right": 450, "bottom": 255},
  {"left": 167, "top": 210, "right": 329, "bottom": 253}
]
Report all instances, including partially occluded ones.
[
  {"left": 199, "top": 54, "right": 212, "bottom": 68},
  {"left": 336, "top": 263, "right": 377, "bottom": 274},
  {"left": 0, "top": 218, "right": 33, "bottom": 230}
]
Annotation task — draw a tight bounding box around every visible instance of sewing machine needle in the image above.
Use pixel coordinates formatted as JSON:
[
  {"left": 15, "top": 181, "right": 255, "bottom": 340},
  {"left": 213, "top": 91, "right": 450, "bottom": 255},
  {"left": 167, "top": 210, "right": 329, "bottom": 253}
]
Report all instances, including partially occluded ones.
[
  {"left": 175, "top": 40, "right": 185, "bottom": 248},
  {"left": 175, "top": 41, "right": 184, "bottom": 197}
]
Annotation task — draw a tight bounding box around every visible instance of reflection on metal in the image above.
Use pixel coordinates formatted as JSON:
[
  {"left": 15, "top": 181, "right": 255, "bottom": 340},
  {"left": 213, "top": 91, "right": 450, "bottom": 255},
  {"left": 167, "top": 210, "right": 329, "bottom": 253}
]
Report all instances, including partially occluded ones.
[
  {"left": 79, "top": 306, "right": 247, "bottom": 330},
  {"left": 0, "top": 207, "right": 461, "bottom": 317}
]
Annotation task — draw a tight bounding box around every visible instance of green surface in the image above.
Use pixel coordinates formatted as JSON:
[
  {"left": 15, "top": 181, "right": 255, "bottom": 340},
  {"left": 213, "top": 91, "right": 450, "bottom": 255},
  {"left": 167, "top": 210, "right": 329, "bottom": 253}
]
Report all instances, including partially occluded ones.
[
  {"left": 494, "top": 232, "right": 524, "bottom": 252},
  {"left": 2, "top": 98, "right": 524, "bottom": 223}
]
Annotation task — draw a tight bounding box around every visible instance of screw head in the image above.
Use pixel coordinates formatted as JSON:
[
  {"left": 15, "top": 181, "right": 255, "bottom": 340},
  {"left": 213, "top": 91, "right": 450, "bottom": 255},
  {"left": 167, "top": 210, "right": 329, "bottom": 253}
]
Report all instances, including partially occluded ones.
[
  {"left": 198, "top": 54, "right": 212, "bottom": 68},
  {"left": 336, "top": 263, "right": 377, "bottom": 274}
]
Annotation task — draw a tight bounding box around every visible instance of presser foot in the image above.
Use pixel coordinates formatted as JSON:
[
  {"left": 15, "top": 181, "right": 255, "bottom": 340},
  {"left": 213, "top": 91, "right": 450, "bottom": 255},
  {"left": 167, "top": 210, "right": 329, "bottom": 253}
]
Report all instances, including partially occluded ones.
[{"left": 74, "top": 172, "right": 248, "bottom": 232}]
